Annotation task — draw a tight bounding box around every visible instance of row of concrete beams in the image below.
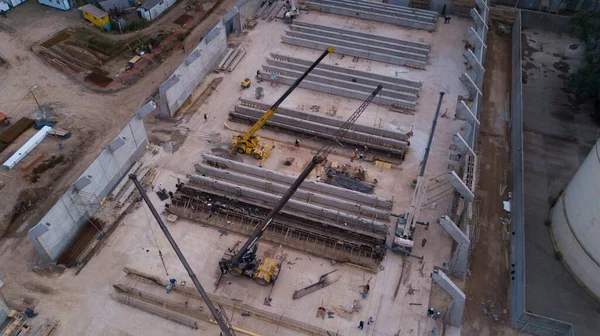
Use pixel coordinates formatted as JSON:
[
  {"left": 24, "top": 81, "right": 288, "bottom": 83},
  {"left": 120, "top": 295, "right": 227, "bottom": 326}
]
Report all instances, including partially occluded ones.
[
  {"left": 305, "top": 0, "right": 437, "bottom": 31},
  {"left": 185, "top": 174, "right": 388, "bottom": 236},
  {"left": 281, "top": 35, "right": 426, "bottom": 69},
  {"left": 193, "top": 163, "right": 390, "bottom": 220},
  {"left": 201, "top": 153, "right": 393, "bottom": 209},
  {"left": 284, "top": 26, "right": 427, "bottom": 65},
  {"left": 291, "top": 21, "right": 430, "bottom": 58},
  {"left": 262, "top": 63, "right": 417, "bottom": 102},
  {"left": 282, "top": 26, "right": 428, "bottom": 69},
  {"left": 258, "top": 71, "right": 415, "bottom": 110},
  {"left": 270, "top": 53, "right": 422, "bottom": 94},
  {"left": 231, "top": 104, "right": 408, "bottom": 156},
  {"left": 263, "top": 62, "right": 417, "bottom": 106},
  {"left": 241, "top": 98, "right": 410, "bottom": 142},
  {"left": 266, "top": 57, "right": 419, "bottom": 99}
]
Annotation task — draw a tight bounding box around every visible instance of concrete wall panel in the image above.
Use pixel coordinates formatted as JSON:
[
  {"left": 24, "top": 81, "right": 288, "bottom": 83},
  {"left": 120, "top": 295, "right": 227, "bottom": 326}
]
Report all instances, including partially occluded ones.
[{"left": 28, "top": 107, "right": 152, "bottom": 261}]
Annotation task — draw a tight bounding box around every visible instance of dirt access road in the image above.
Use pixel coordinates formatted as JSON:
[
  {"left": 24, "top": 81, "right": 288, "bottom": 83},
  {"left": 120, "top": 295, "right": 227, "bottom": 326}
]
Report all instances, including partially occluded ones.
[
  {"left": 461, "top": 29, "right": 516, "bottom": 336},
  {"left": 0, "top": 0, "right": 235, "bottom": 236}
]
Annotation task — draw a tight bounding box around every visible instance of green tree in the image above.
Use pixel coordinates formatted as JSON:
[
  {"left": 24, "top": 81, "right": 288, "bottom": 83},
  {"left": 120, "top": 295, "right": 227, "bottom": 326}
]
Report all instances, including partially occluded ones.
[{"left": 568, "top": 12, "right": 600, "bottom": 106}]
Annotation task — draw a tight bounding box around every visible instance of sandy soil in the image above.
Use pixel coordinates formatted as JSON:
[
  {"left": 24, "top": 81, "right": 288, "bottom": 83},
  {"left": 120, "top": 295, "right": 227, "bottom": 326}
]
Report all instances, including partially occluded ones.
[
  {"left": 461, "top": 29, "right": 516, "bottom": 336},
  {"left": 0, "top": 0, "right": 236, "bottom": 237}
]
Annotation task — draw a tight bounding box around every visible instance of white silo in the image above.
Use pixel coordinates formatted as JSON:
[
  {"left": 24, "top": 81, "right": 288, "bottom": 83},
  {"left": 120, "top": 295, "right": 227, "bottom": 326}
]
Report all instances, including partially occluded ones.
[{"left": 550, "top": 138, "right": 600, "bottom": 300}]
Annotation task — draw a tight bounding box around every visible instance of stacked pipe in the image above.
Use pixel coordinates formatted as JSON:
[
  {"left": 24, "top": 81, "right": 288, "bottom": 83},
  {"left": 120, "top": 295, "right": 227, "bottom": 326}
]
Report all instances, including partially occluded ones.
[
  {"left": 305, "top": 0, "right": 437, "bottom": 31},
  {"left": 281, "top": 21, "right": 430, "bottom": 68}
]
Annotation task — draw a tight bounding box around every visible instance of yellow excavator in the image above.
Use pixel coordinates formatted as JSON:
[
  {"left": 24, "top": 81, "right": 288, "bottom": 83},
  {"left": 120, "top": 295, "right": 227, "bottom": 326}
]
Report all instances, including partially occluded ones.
[{"left": 231, "top": 46, "right": 335, "bottom": 163}]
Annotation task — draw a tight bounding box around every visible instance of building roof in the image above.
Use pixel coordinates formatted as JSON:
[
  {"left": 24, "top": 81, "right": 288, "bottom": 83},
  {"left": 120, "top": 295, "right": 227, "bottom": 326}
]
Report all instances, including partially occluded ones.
[
  {"left": 140, "top": 0, "right": 163, "bottom": 10},
  {"left": 78, "top": 4, "right": 108, "bottom": 18}
]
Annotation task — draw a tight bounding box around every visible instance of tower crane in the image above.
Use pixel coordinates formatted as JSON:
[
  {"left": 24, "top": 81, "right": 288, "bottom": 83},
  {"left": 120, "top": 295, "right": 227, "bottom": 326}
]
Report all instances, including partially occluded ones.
[
  {"left": 219, "top": 84, "right": 384, "bottom": 285},
  {"left": 231, "top": 46, "right": 335, "bottom": 163}
]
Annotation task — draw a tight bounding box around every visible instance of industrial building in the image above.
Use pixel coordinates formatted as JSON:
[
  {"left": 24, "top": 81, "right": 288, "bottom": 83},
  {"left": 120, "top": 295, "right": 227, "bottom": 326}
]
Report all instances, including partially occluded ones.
[{"left": 0, "top": 0, "right": 598, "bottom": 334}]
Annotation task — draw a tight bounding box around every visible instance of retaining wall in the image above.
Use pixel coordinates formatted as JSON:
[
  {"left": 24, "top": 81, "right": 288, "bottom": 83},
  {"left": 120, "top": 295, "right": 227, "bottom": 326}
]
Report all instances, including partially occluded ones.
[
  {"left": 509, "top": 10, "right": 574, "bottom": 336},
  {"left": 27, "top": 103, "right": 153, "bottom": 262},
  {"left": 158, "top": 21, "right": 227, "bottom": 117}
]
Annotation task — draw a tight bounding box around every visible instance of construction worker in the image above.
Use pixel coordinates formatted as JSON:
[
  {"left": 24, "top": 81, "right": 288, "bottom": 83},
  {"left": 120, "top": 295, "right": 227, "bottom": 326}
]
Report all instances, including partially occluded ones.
[
  {"left": 367, "top": 316, "right": 374, "bottom": 325},
  {"left": 204, "top": 113, "right": 208, "bottom": 122},
  {"left": 421, "top": 238, "right": 427, "bottom": 247},
  {"left": 427, "top": 308, "right": 435, "bottom": 317},
  {"left": 358, "top": 152, "right": 364, "bottom": 162},
  {"left": 295, "top": 139, "right": 300, "bottom": 147},
  {"left": 358, "top": 321, "right": 364, "bottom": 330}
]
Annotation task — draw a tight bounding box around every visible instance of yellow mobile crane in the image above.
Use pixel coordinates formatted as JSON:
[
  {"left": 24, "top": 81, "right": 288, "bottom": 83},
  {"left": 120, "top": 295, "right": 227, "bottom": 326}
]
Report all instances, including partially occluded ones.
[
  {"left": 220, "top": 84, "right": 384, "bottom": 286},
  {"left": 231, "top": 46, "right": 335, "bottom": 162}
]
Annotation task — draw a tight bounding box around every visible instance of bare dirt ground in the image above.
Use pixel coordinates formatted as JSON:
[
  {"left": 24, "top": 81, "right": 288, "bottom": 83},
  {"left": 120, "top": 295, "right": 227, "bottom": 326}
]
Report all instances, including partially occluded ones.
[
  {"left": 0, "top": 0, "right": 236, "bottom": 237},
  {"left": 462, "top": 28, "right": 515, "bottom": 336}
]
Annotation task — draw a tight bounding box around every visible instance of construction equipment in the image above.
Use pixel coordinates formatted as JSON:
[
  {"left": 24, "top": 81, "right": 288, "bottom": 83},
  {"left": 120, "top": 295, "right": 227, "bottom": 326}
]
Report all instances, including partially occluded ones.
[
  {"left": 283, "top": 0, "right": 299, "bottom": 23},
  {"left": 231, "top": 46, "right": 335, "bottom": 162},
  {"left": 219, "top": 84, "right": 383, "bottom": 286},
  {"left": 241, "top": 78, "right": 251, "bottom": 89},
  {"left": 129, "top": 175, "right": 236, "bottom": 336}
]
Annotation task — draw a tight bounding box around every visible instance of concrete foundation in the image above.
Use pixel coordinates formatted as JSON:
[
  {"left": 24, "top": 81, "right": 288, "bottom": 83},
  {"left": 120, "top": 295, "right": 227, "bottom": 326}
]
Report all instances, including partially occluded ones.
[
  {"left": 192, "top": 164, "right": 390, "bottom": 219},
  {"left": 201, "top": 153, "right": 394, "bottom": 208},
  {"left": 305, "top": 0, "right": 437, "bottom": 31},
  {"left": 231, "top": 105, "right": 408, "bottom": 156},
  {"left": 184, "top": 174, "right": 388, "bottom": 235}
]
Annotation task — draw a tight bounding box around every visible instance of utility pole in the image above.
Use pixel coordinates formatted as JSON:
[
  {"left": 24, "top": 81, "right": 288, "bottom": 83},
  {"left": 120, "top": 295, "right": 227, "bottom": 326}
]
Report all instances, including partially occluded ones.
[{"left": 419, "top": 92, "right": 445, "bottom": 177}]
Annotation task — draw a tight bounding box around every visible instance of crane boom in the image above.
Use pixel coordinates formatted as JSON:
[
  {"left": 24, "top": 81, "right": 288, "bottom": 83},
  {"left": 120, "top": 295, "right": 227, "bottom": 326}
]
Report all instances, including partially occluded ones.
[
  {"left": 129, "top": 175, "right": 236, "bottom": 336},
  {"left": 220, "top": 84, "right": 383, "bottom": 275},
  {"left": 232, "top": 47, "right": 335, "bottom": 158}
]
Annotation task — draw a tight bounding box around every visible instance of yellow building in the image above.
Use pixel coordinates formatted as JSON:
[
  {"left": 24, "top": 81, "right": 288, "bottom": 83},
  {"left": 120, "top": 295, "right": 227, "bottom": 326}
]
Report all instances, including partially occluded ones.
[{"left": 79, "top": 5, "right": 111, "bottom": 31}]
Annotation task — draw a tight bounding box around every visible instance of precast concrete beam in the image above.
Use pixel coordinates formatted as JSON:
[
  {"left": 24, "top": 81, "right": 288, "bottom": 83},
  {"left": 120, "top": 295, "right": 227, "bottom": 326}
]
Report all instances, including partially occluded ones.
[
  {"left": 291, "top": 21, "right": 430, "bottom": 51},
  {"left": 258, "top": 71, "right": 416, "bottom": 109},
  {"left": 467, "top": 27, "right": 486, "bottom": 51},
  {"left": 439, "top": 216, "right": 469, "bottom": 244},
  {"left": 463, "top": 49, "right": 484, "bottom": 75},
  {"left": 201, "top": 153, "right": 393, "bottom": 208},
  {"left": 456, "top": 100, "right": 480, "bottom": 125},
  {"left": 266, "top": 58, "right": 419, "bottom": 95},
  {"left": 459, "top": 73, "right": 482, "bottom": 100},
  {"left": 439, "top": 215, "right": 470, "bottom": 276},
  {"left": 183, "top": 175, "right": 388, "bottom": 235},
  {"left": 240, "top": 99, "right": 411, "bottom": 141},
  {"left": 282, "top": 35, "right": 427, "bottom": 68},
  {"left": 289, "top": 25, "right": 429, "bottom": 56},
  {"left": 190, "top": 167, "right": 390, "bottom": 219},
  {"left": 231, "top": 106, "right": 408, "bottom": 154},
  {"left": 452, "top": 133, "right": 475, "bottom": 157},
  {"left": 475, "top": 0, "right": 489, "bottom": 13},
  {"left": 284, "top": 30, "right": 427, "bottom": 62},
  {"left": 261, "top": 64, "right": 417, "bottom": 102},
  {"left": 469, "top": 8, "right": 488, "bottom": 31},
  {"left": 431, "top": 268, "right": 466, "bottom": 327},
  {"left": 270, "top": 53, "right": 422, "bottom": 90},
  {"left": 447, "top": 171, "right": 475, "bottom": 202},
  {"left": 310, "top": 0, "right": 437, "bottom": 20}
]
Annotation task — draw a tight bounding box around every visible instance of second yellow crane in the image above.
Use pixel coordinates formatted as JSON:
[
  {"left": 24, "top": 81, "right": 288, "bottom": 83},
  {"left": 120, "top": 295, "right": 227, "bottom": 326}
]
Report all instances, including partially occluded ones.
[{"left": 231, "top": 46, "right": 335, "bottom": 163}]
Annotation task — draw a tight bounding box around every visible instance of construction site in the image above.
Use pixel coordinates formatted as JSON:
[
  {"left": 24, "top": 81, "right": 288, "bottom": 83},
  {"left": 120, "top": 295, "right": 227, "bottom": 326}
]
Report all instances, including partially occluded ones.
[{"left": 0, "top": 0, "right": 597, "bottom": 335}]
